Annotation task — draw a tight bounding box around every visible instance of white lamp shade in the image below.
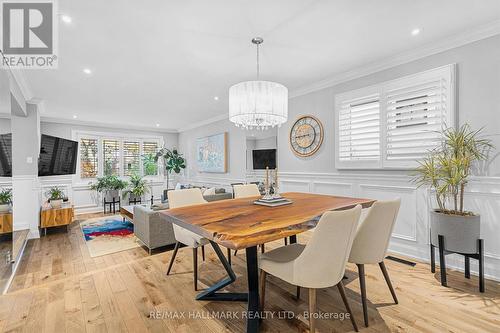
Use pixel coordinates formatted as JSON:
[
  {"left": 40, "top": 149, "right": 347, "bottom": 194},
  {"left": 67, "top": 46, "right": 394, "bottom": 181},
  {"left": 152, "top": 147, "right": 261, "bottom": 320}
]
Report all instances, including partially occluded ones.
[{"left": 229, "top": 80, "right": 288, "bottom": 129}]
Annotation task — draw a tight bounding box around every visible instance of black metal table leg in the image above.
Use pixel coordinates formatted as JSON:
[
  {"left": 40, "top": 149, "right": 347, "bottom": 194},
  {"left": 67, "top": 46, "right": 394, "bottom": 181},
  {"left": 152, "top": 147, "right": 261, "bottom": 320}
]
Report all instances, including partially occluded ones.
[
  {"left": 430, "top": 243, "right": 435, "bottom": 273},
  {"left": 465, "top": 255, "right": 470, "bottom": 279},
  {"left": 245, "top": 246, "right": 260, "bottom": 333},
  {"left": 289, "top": 235, "right": 297, "bottom": 244},
  {"left": 195, "top": 241, "right": 247, "bottom": 301},
  {"left": 438, "top": 235, "right": 447, "bottom": 287},
  {"left": 479, "top": 239, "right": 484, "bottom": 292}
]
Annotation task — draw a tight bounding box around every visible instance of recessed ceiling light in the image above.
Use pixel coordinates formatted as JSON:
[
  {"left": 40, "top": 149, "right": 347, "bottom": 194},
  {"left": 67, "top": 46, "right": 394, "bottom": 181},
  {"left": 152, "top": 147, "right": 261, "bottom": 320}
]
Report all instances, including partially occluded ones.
[
  {"left": 411, "top": 28, "right": 421, "bottom": 36},
  {"left": 72, "top": 115, "right": 77, "bottom": 119},
  {"left": 214, "top": 96, "right": 219, "bottom": 101},
  {"left": 83, "top": 68, "right": 92, "bottom": 75},
  {"left": 61, "top": 15, "right": 72, "bottom": 24},
  {"left": 156, "top": 123, "right": 160, "bottom": 127}
]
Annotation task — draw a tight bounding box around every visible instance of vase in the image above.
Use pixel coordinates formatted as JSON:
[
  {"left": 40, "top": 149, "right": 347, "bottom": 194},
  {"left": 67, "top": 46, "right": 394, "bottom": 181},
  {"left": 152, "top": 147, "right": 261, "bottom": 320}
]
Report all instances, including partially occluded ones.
[{"left": 50, "top": 199, "right": 63, "bottom": 209}]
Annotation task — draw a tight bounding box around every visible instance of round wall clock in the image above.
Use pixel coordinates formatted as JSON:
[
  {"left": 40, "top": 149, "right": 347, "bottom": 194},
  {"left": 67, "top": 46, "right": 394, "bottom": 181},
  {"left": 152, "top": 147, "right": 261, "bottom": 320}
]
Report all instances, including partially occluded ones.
[{"left": 289, "top": 115, "right": 324, "bottom": 157}]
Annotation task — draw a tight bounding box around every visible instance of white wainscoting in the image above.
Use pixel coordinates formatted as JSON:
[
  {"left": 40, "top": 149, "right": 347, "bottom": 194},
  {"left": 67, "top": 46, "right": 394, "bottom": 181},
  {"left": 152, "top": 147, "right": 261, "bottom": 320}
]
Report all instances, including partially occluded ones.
[{"left": 182, "top": 171, "right": 500, "bottom": 281}]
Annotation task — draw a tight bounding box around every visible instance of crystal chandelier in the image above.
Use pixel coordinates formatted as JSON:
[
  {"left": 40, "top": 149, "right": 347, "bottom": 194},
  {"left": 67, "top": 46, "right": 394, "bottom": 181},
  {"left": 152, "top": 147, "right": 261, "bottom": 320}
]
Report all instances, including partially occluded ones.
[{"left": 229, "top": 37, "right": 288, "bottom": 130}]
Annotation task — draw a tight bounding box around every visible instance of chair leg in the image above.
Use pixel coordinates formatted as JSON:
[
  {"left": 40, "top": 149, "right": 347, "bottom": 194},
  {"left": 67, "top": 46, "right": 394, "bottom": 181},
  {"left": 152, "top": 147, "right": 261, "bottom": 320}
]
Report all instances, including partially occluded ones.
[
  {"left": 261, "top": 244, "right": 265, "bottom": 253},
  {"left": 234, "top": 250, "right": 238, "bottom": 256},
  {"left": 201, "top": 245, "right": 205, "bottom": 261},
  {"left": 308, "top": 288, "right": 316, "bottom": 333},
  {"left": 284, "top": 237, "right": 288, "bottom": 246},
  {"left": 227, "top": 248, "right": 232, "bottom": 266},
  {"left": 166, "top": 242, "right": 180, "bottom": 275},
  {"left": 379, "top": 261, "right": 398, "bottom": 304},
  {"left": 357, "top": 263, "right": 369, "bottom": 327},
  {"left": 337, "top": 282, "right": 359, "bottom": 332},
  {"left": 296, "top": 286, "right": 301, "bottom": 300},
  {"left": 259, "top": 270, "right": 266, "bottom": 311},
  {"left": 193, "top": 247, "right": 198, "bottom": 291}
]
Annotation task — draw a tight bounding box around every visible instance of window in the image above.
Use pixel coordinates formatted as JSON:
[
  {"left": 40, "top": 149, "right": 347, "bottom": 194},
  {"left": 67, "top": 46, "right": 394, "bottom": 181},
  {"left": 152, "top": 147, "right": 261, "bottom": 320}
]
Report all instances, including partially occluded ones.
[
  {"left": 335, "top": 64, "right": 455, "bottom": 169},
  {"left": 80, "top": 138, "right": 98, "bottom": 178},
  {"left": 103, "top": 139, "right": 121, "bottom": 176},
  {"left": 75, "top": 132, "right": 163, "bottom": 179},
  {"left": 142, "top": 141, "right": 158, "bottom": 176},
  {"left": 123, "top": 141, "right": 140, "bottom": 176}
]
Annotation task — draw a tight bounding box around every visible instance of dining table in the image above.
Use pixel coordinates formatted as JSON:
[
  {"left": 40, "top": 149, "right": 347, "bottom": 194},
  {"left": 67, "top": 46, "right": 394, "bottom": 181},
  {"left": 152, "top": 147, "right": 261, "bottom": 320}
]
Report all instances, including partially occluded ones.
[{"left": 160, "top": 192, "right": 375, "bottom": 333}]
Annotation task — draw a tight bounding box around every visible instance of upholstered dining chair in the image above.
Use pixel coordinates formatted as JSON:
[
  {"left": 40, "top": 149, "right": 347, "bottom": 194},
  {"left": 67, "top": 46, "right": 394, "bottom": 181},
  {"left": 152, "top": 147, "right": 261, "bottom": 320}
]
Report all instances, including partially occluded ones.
[
  {"left": 166, "top": 188, "right": 209, "bottom": 291},
  {"left": 348, "top": 199, "right": 401, "bottom": 327},
  {"left": 259, "top": 205, "right": 362, "bottom": 332}
]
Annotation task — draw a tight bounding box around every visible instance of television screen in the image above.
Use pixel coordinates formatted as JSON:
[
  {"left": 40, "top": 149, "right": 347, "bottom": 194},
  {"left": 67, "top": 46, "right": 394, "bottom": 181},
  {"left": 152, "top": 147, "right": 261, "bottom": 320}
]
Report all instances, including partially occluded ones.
[
  {"left": 38, "top": 134, "right": 78, "bottom": 176},
  {"left": 252, "top": 149, "right": 276, "bottom": 169},
  {"left": 0, "top": 133, "right": 12, "bottom": 177}
]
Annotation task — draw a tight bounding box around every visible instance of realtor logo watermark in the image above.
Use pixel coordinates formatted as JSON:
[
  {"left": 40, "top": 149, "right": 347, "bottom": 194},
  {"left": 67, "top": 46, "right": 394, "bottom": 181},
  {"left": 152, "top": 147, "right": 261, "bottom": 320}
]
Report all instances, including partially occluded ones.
[{"left": 0, "top": 0, "right": 58, "bottom": 69}]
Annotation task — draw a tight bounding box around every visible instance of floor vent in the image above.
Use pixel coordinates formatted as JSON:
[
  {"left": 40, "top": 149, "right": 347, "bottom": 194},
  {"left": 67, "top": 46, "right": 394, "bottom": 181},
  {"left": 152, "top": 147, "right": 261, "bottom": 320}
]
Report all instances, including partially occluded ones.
[{"left": 386, "top": 256, "right": 417, "bottom": 267}]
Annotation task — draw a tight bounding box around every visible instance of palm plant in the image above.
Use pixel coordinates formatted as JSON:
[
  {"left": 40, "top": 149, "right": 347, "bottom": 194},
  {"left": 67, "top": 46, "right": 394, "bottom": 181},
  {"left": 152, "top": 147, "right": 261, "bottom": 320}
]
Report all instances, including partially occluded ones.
[
  {"left": 123, "top": 173, "right": 149, "bottom": 199},
  {"left": 46, "top": 187, "right": 65, "bottom": 201},
  {"left": 413, "top": 124, "right": 493, "bottom": 215},
  {"left": 155, "top": 148, "right": 186, "bottom": 190}
]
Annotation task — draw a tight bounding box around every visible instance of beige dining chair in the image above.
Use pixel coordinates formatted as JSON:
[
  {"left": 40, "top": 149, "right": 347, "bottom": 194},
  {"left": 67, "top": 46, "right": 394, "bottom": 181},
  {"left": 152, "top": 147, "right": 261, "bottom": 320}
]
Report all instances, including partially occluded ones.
[
  {"left": 348, "top": 199, "right": 401, "bottom": 327},
  {"left": 259, "top": 205, "right": 362, "bottom": 332},
  {"left": 233, "top": 183, "right": 260, "bottom": 198},
  {"left": 166, "top": 188, "right": 209, "bottom": 291}
]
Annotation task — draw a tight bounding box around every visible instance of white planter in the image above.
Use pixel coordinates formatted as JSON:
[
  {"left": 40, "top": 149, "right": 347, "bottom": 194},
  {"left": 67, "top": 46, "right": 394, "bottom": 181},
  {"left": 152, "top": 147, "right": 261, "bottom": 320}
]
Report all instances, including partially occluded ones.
[
  {"left": 0, "top": 204, "right": 10, "bottom": 213},
  {"left": 50, "top": 199, "right": 63, "bottom": 209},
  {"left": 430, "top": 210, "right": 480, "bottom": 254},
  {"left": 104, "top": 190, "right": 120, "bottom": 202}
]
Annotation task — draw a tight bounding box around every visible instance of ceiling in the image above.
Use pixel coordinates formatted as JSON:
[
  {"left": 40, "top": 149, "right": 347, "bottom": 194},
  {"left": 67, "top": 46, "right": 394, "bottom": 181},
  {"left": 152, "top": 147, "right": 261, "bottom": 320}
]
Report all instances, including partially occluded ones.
[{"left": 23, "top": 0, "right": 500, "bottom": 131}]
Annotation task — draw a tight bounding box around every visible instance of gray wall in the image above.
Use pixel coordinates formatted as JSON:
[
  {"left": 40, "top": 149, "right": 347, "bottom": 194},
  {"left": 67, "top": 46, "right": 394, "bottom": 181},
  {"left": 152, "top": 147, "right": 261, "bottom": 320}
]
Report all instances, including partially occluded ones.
[
  {"left": 12, "top": 104, "right": 40, "bottom": 175},
  {"left": 279, "top": 35, "right": 500, "bottom": 176},
  {"left": 0, "top": 118, "right": 10, "bottom": 134},
  {"left": 40, "top": 121, "right": 178, "bottom": 150}
]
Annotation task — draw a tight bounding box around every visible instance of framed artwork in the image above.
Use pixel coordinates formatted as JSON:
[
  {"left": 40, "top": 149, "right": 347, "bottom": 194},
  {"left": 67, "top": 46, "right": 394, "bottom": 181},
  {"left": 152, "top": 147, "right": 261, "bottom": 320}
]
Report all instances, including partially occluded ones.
[{"left": 196, "top": 132, "right": 228, "bottom": 173}]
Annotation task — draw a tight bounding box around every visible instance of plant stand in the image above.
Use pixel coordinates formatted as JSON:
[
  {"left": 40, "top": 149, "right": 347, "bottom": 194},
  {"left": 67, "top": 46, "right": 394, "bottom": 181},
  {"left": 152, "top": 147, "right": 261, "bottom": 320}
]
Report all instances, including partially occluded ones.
[
  {"left": 431, "top": 234, "right": 484, "bottom": 292},
  {"left": 103, "top": 196, "right": 120, "bottom": 214}
]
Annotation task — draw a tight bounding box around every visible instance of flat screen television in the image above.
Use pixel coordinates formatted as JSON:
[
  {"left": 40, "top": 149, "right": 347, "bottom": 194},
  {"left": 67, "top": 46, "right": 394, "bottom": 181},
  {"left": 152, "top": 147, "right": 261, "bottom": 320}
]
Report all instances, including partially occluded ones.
[
  {"left": 0, "top": 133, "right": 12, "bottom": 177},
  {"left": 38, "top": 134, "right": 78, "bottom": 176},
  {"left": 252, "top": 149, "right": 276, "bottom": 170}
]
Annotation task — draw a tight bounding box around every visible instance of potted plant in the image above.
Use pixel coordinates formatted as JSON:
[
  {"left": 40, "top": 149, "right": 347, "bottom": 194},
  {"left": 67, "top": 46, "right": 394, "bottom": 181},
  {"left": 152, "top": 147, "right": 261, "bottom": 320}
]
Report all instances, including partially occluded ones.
[
  {"left": 413, "top": 124, "right": 494, "bottom": 253},
  {"left": 89, "top": 175, "right": 128, "bottom": 202},
  {"left": 155, "top": 148, "right": 186, "bottom": 190},
  {"left": 123, "top": 173, "right": 149, "bottom": 202},
  {"left": 46, "top": 187, "right": 65, "bottom": 209},
  {"left": 0, "top": 188, "right": 12, "bottom": 213}
]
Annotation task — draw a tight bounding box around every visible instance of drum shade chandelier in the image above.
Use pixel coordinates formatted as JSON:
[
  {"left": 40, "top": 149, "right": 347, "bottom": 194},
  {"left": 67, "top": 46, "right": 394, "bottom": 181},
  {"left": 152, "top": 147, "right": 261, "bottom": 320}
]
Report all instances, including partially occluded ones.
[{"left": 229, "top": 37, "right": 288, "bottom": 130}]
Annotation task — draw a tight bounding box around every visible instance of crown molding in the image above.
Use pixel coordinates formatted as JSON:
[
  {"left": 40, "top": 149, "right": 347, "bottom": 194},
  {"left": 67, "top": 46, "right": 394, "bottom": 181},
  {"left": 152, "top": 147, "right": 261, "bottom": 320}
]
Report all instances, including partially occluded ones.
[
  {"left": 178, "top": 113, "right": 229, "bottom": 133},
  {"left": 289, "top": 19, "right": 500, "bottom": 98},
  {"left": 40, "top": 116, "right": 178, "bottom": 133}
]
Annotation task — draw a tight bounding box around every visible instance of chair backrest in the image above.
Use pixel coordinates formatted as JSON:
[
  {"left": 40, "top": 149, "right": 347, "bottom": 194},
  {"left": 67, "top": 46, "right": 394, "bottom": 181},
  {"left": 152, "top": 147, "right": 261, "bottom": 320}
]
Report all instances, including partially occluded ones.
[
  {"left": 294, "top": 205, "right": 361, "bottom": 288},
  {"left": 167, "top": 188, "right": 207, "bottom": 247},
  {"left": 349, "top": 199, "right": 401, "bottom": 264},
  {"left": 233, "top": 184, "right": 260, "bottom": 199}
]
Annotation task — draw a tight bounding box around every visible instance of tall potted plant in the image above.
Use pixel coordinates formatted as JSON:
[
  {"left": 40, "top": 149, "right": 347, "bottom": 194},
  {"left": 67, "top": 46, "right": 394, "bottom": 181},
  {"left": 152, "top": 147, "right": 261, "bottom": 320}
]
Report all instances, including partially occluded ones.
[
  {"left": 413, "top": 124, "right": 494, "bottom": 253},
  {"left": 90, "top": 175, "right": 128, "bottom": 202},
  {"left": 123, "top": 173, "right": 149, "bottom": 202},
  {"left": 0, "top": 188, "right": 12, "bottom": 213},
  {"left": 155, "top": 148, "right": 186, "bottom": 190}
]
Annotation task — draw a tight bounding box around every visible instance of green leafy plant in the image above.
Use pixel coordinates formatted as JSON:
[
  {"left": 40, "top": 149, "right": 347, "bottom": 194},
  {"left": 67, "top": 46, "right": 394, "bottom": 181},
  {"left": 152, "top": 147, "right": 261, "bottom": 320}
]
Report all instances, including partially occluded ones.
[
  {"left": 155, "top": 148, "right": 186, "bottom": 189},
  {"left": 0, "top": 188, "right": 12, "bottom": 205},
  {"left": 123, "top": 173, "right": 149, "bottom": 199},
  {"left": 142, "top": 153, "right": 158, "bottom": 176},
  {"left": 89, "top": 175, "right": 128, "bottom": 193},
  {"left": 46, "top": 186, "right": 65, "bottom": 201},
  {"left": 413, "top": 124, "right": 493, "bottom": 216}
]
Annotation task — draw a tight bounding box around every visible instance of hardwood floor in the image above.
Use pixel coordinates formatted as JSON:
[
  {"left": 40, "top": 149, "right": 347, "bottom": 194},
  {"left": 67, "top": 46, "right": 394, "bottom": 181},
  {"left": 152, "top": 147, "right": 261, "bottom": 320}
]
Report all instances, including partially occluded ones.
[{"left": 1, "top": 212, "right": 499, "bottom": 332}]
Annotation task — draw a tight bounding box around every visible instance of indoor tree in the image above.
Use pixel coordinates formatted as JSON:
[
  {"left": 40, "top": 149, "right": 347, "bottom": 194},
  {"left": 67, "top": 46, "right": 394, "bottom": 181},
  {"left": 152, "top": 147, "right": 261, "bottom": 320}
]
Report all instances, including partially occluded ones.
[{"left": 155, "top": 148, "right": 186, "bottom": 190}]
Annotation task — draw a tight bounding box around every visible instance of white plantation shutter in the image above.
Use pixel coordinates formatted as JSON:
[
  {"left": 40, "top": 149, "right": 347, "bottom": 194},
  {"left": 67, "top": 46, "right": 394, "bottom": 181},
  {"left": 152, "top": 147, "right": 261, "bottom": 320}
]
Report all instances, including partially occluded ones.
[
  {"left": 338, "top": 94, "right": 380, "bottom": 165},
  {"left": 335, "top": 64, "right": 455, "bottom": 169}
]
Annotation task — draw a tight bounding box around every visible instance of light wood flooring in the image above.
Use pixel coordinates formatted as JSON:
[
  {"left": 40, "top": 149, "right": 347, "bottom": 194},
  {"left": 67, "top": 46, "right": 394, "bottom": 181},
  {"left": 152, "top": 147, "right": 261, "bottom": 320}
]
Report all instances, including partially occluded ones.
[{"left": 1, "top": 212, "right": 499, "bottom": 332}]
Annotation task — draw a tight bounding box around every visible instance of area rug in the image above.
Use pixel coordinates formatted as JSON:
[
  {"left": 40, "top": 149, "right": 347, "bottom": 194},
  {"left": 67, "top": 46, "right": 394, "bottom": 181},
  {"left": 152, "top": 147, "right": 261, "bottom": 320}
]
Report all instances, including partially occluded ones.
[{"left": 80, "top": 215, "right": 139, "bottom": 257}]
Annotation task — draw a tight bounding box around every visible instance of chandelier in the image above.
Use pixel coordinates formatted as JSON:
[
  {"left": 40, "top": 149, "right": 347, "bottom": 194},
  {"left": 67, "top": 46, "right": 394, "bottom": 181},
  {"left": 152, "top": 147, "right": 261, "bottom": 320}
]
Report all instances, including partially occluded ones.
[{"left": 229, "top": 37, "right": 288, "bottom": 130}]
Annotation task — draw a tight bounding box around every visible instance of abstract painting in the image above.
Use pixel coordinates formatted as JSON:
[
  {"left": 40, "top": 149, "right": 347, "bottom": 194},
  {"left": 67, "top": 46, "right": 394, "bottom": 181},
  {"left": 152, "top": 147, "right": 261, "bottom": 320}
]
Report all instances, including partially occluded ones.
[{"left": 196, "top": 132, "right": 227, "bottom": 173}]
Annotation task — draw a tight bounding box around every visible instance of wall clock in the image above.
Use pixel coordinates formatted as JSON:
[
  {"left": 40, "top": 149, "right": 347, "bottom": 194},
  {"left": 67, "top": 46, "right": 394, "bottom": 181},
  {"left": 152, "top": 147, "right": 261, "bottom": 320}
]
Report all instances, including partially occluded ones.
[{"left": 289, "top": 115, "right": 324, "bottom": 157}]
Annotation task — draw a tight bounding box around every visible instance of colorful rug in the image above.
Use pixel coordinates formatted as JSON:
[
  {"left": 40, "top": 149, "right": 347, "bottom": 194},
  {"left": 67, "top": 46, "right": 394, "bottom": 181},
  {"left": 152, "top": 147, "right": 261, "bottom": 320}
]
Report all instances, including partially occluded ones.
[{"left": 80, "top": 215, "right": 139, "bottom": 257}]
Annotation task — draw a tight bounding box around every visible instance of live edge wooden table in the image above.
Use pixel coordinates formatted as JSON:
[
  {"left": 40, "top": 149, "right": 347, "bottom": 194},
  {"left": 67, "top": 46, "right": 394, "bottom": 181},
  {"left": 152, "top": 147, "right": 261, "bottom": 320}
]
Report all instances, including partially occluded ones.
[{"left": 161, "top": 192, "right": 375, "bottom": 333}]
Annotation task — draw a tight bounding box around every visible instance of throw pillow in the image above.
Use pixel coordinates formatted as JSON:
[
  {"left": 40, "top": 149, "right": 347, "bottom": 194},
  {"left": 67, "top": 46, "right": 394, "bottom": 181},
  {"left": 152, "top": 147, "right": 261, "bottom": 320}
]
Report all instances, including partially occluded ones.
[{"left": 204, "top": 187, "right": 216, "bottom": 196}]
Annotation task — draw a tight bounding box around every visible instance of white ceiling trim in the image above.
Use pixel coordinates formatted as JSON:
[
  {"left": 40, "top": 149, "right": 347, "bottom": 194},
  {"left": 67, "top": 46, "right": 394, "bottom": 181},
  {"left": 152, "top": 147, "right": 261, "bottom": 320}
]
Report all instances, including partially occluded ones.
[
  {"left": 289, "top": 19, "right": 500, "bottom": 98},
  {"left": 177, "top": 113, "right": 229, "bottom": 133},
  {"left": 40, "top": 115, "right": 178, "bottom": 133}
]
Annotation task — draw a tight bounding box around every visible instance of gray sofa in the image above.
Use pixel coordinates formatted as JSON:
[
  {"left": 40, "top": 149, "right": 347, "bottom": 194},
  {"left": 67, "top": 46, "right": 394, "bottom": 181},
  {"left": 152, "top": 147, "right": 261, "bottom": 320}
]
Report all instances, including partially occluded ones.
[{"left": 133, "top": 191, "right": 233, "bottom": 254}]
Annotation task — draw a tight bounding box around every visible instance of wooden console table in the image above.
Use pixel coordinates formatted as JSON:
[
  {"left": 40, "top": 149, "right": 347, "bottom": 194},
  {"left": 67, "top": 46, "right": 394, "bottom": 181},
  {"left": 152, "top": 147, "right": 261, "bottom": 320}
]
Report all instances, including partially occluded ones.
[
  {"left": 40, "top": 204, "right": 74, "bottom": 236},
  {"left": 0, "top": 212, "right": 12, "bottom": 235}
]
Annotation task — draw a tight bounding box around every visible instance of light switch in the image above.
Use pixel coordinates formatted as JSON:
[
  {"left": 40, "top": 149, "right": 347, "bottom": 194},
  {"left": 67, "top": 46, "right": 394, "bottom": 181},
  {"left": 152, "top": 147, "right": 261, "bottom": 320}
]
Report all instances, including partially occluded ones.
[{"left": 26, "top": 156, "right": 33, "bottom": 164}]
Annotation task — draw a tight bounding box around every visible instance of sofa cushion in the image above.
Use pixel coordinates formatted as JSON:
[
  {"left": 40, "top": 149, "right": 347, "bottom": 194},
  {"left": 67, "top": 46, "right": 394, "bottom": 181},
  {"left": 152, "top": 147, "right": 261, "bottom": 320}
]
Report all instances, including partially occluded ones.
[
  {"left": 204, "top": 187, "right": 216, "bottom": 196},
  {"left": 151, "top": 202, "right": 169, "bottom": 211}
]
